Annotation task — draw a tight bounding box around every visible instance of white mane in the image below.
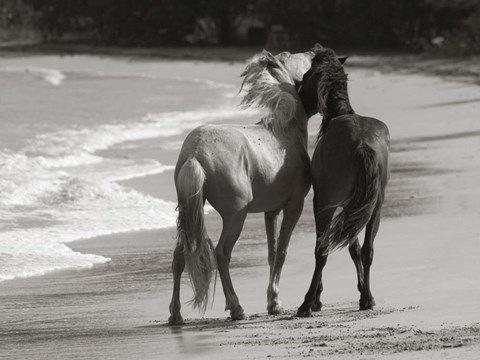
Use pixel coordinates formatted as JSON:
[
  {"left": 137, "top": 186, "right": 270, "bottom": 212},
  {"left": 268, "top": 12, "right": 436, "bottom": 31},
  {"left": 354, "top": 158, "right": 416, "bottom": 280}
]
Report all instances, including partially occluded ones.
[{"left": 240, "top": 51, "right": 303, "bottom": 133}]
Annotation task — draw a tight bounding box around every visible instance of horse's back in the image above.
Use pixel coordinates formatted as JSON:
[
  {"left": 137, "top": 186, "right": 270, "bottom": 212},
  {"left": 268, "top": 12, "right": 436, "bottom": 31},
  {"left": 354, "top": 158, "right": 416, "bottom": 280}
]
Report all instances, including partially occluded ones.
[
  {"left": 176, "top": 123, "right": 310, "bottom": 214},
  {"left": 176, "top": 123, "right": 308, "bottom": 214},
  {"left": 312, "top": 114, "right": 389, "bottom": 198},
  {"left": 177, "top": 124, "right": 246, "bottom": 174},
  {"left": 326, "top": 115, "right": 389, "bottom": 147},
  {"left": 321, "top": 115, "right": 389, "bottom": 162}
]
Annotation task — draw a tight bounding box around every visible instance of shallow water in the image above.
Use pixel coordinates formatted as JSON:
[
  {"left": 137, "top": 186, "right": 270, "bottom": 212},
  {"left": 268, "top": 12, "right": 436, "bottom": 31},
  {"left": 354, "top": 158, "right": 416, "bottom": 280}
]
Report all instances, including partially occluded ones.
[{"left": 0, "top": 55, "right": 250, "bottom": 282}]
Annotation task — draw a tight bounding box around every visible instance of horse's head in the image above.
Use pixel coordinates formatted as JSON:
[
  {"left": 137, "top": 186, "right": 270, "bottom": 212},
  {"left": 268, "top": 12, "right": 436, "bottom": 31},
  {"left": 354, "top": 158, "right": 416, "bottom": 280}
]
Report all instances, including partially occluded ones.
[
  {"left": 275, "top": 51, "right": 315, "bottom": 87},
  {"left": 240, "top": 49, "right": 314, "bottom": 90},
  {"left": 239, "top": 49, "right": 315, "bottom": 133},
  {"left": 299, "top": 44, "right": 348, "bottom": 118}
]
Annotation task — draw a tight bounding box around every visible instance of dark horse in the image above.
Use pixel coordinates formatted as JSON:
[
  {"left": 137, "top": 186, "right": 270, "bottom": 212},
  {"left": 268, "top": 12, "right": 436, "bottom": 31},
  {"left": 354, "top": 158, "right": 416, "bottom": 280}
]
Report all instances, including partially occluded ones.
[{"left": 296, "top": 45, "right": 390, "bottom": 317}]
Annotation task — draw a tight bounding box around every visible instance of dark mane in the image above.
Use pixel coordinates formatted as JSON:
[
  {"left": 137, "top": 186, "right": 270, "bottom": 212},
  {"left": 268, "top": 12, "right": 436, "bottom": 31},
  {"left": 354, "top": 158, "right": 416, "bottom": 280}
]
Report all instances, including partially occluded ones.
[{"left": 308, "top": 46, "right": 354, "bottom": 139}]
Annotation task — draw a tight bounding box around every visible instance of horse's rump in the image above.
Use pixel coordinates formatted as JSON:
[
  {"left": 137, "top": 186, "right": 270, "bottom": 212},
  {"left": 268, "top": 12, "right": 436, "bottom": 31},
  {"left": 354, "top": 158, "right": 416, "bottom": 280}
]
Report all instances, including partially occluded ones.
[{"left": 317, "top": 143, "right": 382, "bottom": 254}]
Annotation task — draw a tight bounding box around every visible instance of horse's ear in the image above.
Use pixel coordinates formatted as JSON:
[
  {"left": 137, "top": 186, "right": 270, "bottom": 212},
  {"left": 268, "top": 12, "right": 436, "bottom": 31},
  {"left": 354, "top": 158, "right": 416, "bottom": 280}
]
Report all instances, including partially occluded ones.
[
  {"left": 239, "top": 50, "right": 281, "bottom": 93},
  {"left": 338, "top": 56, "right": 348, "bottom": 65},
  {"left": 241, "top": 50, "right": 278, "bottom": 77},
  {"left": 260, "top": 50, "right": 279, "bottom": 69},
  {"left": 261, "top": 49, "right": 275, "bottom": 59}
]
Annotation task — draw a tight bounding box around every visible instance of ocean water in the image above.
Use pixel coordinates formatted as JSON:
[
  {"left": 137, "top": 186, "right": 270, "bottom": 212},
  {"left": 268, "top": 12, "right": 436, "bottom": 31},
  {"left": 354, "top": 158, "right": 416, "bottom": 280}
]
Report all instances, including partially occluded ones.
[{"left": 0, "top": 55, "right": 250, "bottom": 282}]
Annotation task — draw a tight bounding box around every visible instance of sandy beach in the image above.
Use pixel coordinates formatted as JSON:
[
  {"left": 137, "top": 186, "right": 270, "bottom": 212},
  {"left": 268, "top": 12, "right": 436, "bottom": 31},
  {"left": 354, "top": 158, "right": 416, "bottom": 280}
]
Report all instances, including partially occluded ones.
[{"left": 1, "top": 51, "right": 479, "bottom": 359}]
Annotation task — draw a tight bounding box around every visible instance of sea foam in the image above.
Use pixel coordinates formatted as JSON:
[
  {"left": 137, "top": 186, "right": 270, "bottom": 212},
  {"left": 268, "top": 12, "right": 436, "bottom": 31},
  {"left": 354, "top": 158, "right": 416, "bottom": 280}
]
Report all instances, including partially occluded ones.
[{"left": 0, "top": 106, "right": 253, "bottom": 282}]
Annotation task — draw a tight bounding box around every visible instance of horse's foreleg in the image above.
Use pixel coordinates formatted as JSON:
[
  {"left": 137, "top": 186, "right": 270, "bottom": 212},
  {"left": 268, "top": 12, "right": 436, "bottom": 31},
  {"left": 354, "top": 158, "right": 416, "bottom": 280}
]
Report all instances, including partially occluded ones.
[
  {"left": 267, "top": 201, "right": 304, "bottom": 315},
  {"left": 168, "top": 244, "right": 185, "bottom": 325},
  {"left": 296, "top": 201, "right": 335, "bottom": 317},
  {"left": 265, "top": 210, "right": 280, "bottom": 277},
  {"left": 360, "top": 206, "right": 381, "bottom": 310},
  {"left": 216, "top": 209, "right": 248, "bottom": 320},
  {"left": 349, "top": 237, "right": 364, "bottom": 297}
]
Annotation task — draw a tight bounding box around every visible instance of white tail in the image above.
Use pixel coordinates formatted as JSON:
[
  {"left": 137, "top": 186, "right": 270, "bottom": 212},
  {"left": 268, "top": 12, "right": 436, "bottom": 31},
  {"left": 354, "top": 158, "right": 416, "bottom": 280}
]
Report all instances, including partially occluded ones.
[{"left": 175, "top": 158, "right": 215, "bottom": 313}]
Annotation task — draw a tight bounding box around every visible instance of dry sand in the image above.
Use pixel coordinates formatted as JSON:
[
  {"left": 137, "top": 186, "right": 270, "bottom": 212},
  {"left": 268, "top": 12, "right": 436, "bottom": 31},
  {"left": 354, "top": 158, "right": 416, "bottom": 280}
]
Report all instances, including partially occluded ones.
[{"left": 1, "top": 54, "right": 480, "bottom": 359}]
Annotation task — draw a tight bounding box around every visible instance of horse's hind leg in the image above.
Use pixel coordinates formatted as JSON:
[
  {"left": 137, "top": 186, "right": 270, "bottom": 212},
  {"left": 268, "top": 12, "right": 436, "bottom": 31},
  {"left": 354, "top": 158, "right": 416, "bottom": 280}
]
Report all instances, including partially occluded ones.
[
  {"left": 267, "top": 200, "right": 304, "bottom": 315},
  {"left": 360, "top": 205, "right": 382, "bottom": 310},
  {"left": 168, "top": 244, "right": 185, "bottom": 325},
  {"left": 296, "top": 203, "right": 336, "bottom": 317},
  {"left": 349, "top": 237, "right": 364, "bottom": 300},
  {"left": 216, "top": 209, "right": 248, "bottom": 320},
  {"left": 265, "top": 210, "right": 280, "bottom": 277},
  {"left": 311, "top": 286, "right": 323, "bottom": 311}
]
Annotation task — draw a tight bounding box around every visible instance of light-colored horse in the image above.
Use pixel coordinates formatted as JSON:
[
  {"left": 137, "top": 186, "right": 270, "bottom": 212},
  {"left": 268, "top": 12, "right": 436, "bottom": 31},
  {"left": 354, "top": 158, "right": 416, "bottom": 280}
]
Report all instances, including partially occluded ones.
[{"left": 168, "top": 50, "right": 314, "bottom": 325}]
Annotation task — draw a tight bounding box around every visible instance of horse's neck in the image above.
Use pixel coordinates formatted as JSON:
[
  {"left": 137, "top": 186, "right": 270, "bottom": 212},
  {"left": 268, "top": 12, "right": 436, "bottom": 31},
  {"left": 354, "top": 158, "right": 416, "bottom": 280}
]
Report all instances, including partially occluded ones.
[
  {"left": 327, "top": 87, "right": 354, "bottom": 118},
  {"left": 265, "top": 90, "right": 309, "bottom": 149},
  {"left": 285, "top": 110, "right": 309, "bottom": 149},
  {"left": 321, "top": 89, "right": 354, "bottom": 132},
  {"left": 288, "top": 84, "right": 309, "bottom": 138},
  {"left": 298, "top": 111, "right": 309, "bottom": 142}
]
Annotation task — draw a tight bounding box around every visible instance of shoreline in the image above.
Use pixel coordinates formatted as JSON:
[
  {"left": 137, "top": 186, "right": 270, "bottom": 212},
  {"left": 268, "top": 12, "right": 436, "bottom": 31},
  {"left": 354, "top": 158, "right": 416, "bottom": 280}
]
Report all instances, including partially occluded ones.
[
  {"left": 1, "top": 53, "right": 480, "bottom": 359},
  {"left": 0, "top": 43, "right": 262, "bottom": 62},
  {"left": 1, "top": 43, "right": 479, "bottom": 86}
]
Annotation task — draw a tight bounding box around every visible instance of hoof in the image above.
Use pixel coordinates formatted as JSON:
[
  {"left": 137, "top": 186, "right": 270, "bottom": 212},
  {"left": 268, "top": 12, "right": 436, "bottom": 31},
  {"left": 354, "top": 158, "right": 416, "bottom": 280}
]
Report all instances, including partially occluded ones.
[
  {"left": 267, "top": 302, "right": 284, "bottom": 315},
  {"left": 359, "top": 297, "right": 376, "bottom": 310},
  {"left": 168, "top": 313, "right": 184, "bottom": 326},
  {"left": 230, "top": 305, "right": 246, "bottom": 321},
  {"left": 296, "top": 305, "right": 312, "bottom": 318},
  {"left": 311, "top": 301, "right": 323, "bottom": 312}
]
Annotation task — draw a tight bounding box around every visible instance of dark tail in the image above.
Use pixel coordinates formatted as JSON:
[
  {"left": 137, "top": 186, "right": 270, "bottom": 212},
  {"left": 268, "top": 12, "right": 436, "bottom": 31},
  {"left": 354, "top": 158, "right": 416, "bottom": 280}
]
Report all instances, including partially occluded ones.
[
  {"left": 176, "top": 158, "right": 215, "bottom": 313},
  {"left": 318, "top": 144, "right": 381, "bottom": 254}
]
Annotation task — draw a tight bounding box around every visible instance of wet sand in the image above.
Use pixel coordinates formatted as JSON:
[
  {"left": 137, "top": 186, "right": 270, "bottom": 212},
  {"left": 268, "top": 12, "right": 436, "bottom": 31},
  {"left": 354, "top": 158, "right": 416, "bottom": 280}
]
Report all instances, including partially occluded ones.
[{"left": 1, "top": 55, "right": 480, "bottom": 359}]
